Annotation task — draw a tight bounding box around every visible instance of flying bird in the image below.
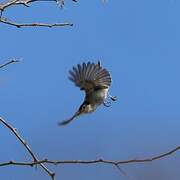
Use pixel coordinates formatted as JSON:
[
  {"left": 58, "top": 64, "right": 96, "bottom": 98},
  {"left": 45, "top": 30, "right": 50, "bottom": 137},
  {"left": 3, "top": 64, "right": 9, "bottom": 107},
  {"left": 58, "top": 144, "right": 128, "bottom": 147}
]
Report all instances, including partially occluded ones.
[{"left": 58, "top": 61, "right": 116, "bottom": 126}]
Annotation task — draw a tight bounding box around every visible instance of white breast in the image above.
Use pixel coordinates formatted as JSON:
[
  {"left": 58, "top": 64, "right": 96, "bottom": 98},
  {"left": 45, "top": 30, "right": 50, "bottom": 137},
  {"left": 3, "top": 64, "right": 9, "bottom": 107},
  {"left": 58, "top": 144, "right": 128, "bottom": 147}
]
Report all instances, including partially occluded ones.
[{"left": 92, "top": 88, "right": 109, "bottom": 105}]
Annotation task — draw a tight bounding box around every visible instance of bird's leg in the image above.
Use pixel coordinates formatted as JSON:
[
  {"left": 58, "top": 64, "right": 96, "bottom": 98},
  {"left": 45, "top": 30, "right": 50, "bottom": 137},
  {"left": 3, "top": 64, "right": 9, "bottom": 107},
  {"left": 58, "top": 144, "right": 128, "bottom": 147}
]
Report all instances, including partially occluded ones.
[
  {"left": 103, "top": 99, "right": 111, "bottom": 107},
  {"left": 108, "top": 93, "right": 117, "bottom": 101}
]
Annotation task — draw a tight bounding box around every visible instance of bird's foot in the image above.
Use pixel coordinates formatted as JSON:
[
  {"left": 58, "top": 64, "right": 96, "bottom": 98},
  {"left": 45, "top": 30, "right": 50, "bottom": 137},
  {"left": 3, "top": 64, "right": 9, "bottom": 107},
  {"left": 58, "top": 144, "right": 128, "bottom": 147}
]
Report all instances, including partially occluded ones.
[
  {"left": 108, "top": 94, "right": 117, "bottom": 101},
  {"left": 110, "top": 96, "right": 117, "bottom": 101},
  {"left": 103, "top": 100, "right": 111, "bottom": 107}
]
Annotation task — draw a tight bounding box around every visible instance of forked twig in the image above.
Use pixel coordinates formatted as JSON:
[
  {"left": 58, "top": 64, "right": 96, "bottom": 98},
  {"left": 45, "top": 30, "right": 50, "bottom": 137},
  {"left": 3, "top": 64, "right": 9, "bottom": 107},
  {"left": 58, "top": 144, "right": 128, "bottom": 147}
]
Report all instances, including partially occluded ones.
[
  {"left": 0, "top": 143, "right": 179, "bottom": 167},
  {"left": 0, "top": 116, "right": 180, "bottom": 179},
  {"left": 0, "top": 117, "right": 55, "bottom": 180},
  {"left": 0, "top": 0, "right": 75, "bottom": 28}
]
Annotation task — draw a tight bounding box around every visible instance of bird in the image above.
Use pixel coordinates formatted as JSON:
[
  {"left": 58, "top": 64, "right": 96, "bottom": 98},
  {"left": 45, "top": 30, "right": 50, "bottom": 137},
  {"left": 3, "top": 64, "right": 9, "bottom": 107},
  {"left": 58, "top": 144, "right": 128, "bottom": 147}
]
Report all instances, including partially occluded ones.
[{"left": 58, "top": 61, "right": 116, "bottom": 126}]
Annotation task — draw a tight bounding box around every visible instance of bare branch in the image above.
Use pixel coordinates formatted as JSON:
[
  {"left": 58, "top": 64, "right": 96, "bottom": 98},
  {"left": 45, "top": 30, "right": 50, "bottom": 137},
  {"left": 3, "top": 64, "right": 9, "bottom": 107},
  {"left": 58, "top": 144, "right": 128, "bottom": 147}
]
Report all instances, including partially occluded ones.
[
  {"left": 0, "top": 0, "right": 75, "bottom": 28},
  {"left": 0, "top": 117, "right": 179, "bottom": 179},
  {"left": 0, "top": 0, "right": 63, "bottom": 10},
  {"left": 0, "top": 0, "right": 78, "bottom": 10},
  {"left": 0, "top": 117, "right": 55, "bottom": 180},
  {"left": 0, "top": 146, "right": 180, "bottom": 167},
  {"left": 0, "top": 59, "right": 20, "bottom": 69},
  {"left": 0, "top": 18, "right": 73, "bottom": 28},
  {"left": 0, "top": 0, "right": 19, "bottom": 10},
  {"left": 38, "top": 146, "right": 180, "bottom": 165}
]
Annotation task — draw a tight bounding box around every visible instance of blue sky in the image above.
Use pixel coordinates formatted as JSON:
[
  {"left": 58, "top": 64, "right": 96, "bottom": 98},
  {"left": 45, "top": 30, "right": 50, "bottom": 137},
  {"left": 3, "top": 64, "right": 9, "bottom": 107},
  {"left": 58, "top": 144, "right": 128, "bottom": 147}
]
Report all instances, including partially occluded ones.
[{"left": 0, "top": 0, "right": 180, "bottom": 180}]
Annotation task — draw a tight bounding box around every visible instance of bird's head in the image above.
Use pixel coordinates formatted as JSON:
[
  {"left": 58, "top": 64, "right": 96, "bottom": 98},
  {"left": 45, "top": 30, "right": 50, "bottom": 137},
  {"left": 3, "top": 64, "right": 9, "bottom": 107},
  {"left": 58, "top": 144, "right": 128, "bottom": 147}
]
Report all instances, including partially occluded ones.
[
  {"left": 78, "top": 101, "right": 96, "bottom": 115},
  {"left": 58, "top": 101, "right": 96, "bottom": 126}
]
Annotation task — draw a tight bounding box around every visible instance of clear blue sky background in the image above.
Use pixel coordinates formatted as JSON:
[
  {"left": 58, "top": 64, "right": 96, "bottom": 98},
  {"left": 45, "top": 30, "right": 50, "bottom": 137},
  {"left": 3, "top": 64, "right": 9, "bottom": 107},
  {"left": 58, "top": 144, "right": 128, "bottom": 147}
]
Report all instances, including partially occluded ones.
[{"left": 0, "top": 0, "right": 180, "bottom": 180}]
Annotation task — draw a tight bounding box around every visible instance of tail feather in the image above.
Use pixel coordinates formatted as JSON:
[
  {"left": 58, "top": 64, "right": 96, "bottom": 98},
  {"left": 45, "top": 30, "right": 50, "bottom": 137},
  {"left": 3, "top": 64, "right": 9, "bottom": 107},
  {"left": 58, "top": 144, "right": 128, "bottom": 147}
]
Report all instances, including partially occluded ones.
[
  {"left": 58, "top": 118, "right": 74, "bottom": 126},
  {"left": 58, "top": 112, "right": 79, "bottom": 126}
]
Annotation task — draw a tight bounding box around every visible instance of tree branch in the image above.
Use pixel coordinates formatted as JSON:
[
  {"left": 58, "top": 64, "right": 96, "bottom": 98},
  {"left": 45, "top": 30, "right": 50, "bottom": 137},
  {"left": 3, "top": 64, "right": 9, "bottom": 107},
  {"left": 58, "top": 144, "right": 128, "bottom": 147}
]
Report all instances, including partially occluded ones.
[
  {"left": 0, "top": 117, "right": 55, "bottom": 180},
  {"left": 0, "top": 18, "right": 73, "bottom": 28},
  {"left": 0, "top": 145, "right": 179, "bottom": 167},
  {"left": 0, "top": 59, "right": 20, "bottom": 69},
  {"left": 0, "top": 0, "right": 75, "bottom": 28},
  {"left": 0, "top": 117, "right": 180, "bottom": 179},
  {"left": 0, "top": 0, "right": 76, "bottom": 10}
]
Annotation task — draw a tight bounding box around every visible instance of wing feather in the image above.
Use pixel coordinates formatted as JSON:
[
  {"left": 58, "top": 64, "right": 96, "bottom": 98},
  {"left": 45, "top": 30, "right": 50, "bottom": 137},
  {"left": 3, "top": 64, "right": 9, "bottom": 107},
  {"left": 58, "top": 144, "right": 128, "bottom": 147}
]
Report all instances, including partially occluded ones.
[{"left": 68, "top": 62, "right": 112, "bottom": 93}]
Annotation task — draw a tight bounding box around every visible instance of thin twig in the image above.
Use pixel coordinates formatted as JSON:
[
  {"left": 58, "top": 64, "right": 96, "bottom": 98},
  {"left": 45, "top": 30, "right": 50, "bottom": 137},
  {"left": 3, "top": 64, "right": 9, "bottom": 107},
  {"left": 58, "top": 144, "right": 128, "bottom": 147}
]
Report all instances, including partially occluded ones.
[
  {"left": 115, "top": 164, "right": 133, "bottom": 180},
  {"left": 0, "top": 18, "right": 73, "bottom": 28},
  {"left": 0, "top": 59, "right": 20, "bottom": 69},
  {"left": 0, "top": 0, "right": 19, "bottom": 10},
  {"left": 0, "top": 0, "right": 58, "bottom": 10},
  {"left": 0, "top": 0, "right": 77, "bottom": 11},
  {"left": 0, "top": 117, "right": 55, "bottom": 180},
  {"left": 0, "top": 146, "right": 180, "bottom": 167}
]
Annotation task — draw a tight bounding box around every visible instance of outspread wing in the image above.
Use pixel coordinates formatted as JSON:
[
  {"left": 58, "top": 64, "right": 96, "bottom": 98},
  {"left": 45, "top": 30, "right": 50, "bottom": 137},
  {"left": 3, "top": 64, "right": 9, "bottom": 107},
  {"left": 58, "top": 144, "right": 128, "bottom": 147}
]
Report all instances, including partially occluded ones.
[{"left": 68, "top": 62, "right": 112, "bottom": 93}]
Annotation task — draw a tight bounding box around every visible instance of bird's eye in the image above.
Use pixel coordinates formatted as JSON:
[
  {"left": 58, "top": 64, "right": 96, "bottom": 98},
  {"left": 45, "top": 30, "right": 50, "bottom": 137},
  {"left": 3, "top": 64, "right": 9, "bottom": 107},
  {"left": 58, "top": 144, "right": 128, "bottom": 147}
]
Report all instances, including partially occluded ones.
[{"left": 79, "top": 104, "right": 86, "bottom": 111}]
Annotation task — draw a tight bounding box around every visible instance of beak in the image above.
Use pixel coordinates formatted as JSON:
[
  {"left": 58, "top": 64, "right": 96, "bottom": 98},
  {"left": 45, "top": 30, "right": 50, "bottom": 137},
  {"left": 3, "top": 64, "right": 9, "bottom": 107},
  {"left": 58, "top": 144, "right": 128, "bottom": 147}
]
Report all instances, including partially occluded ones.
[{"left": 58, "top": 110, "right": 82, "bottom": 126}]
